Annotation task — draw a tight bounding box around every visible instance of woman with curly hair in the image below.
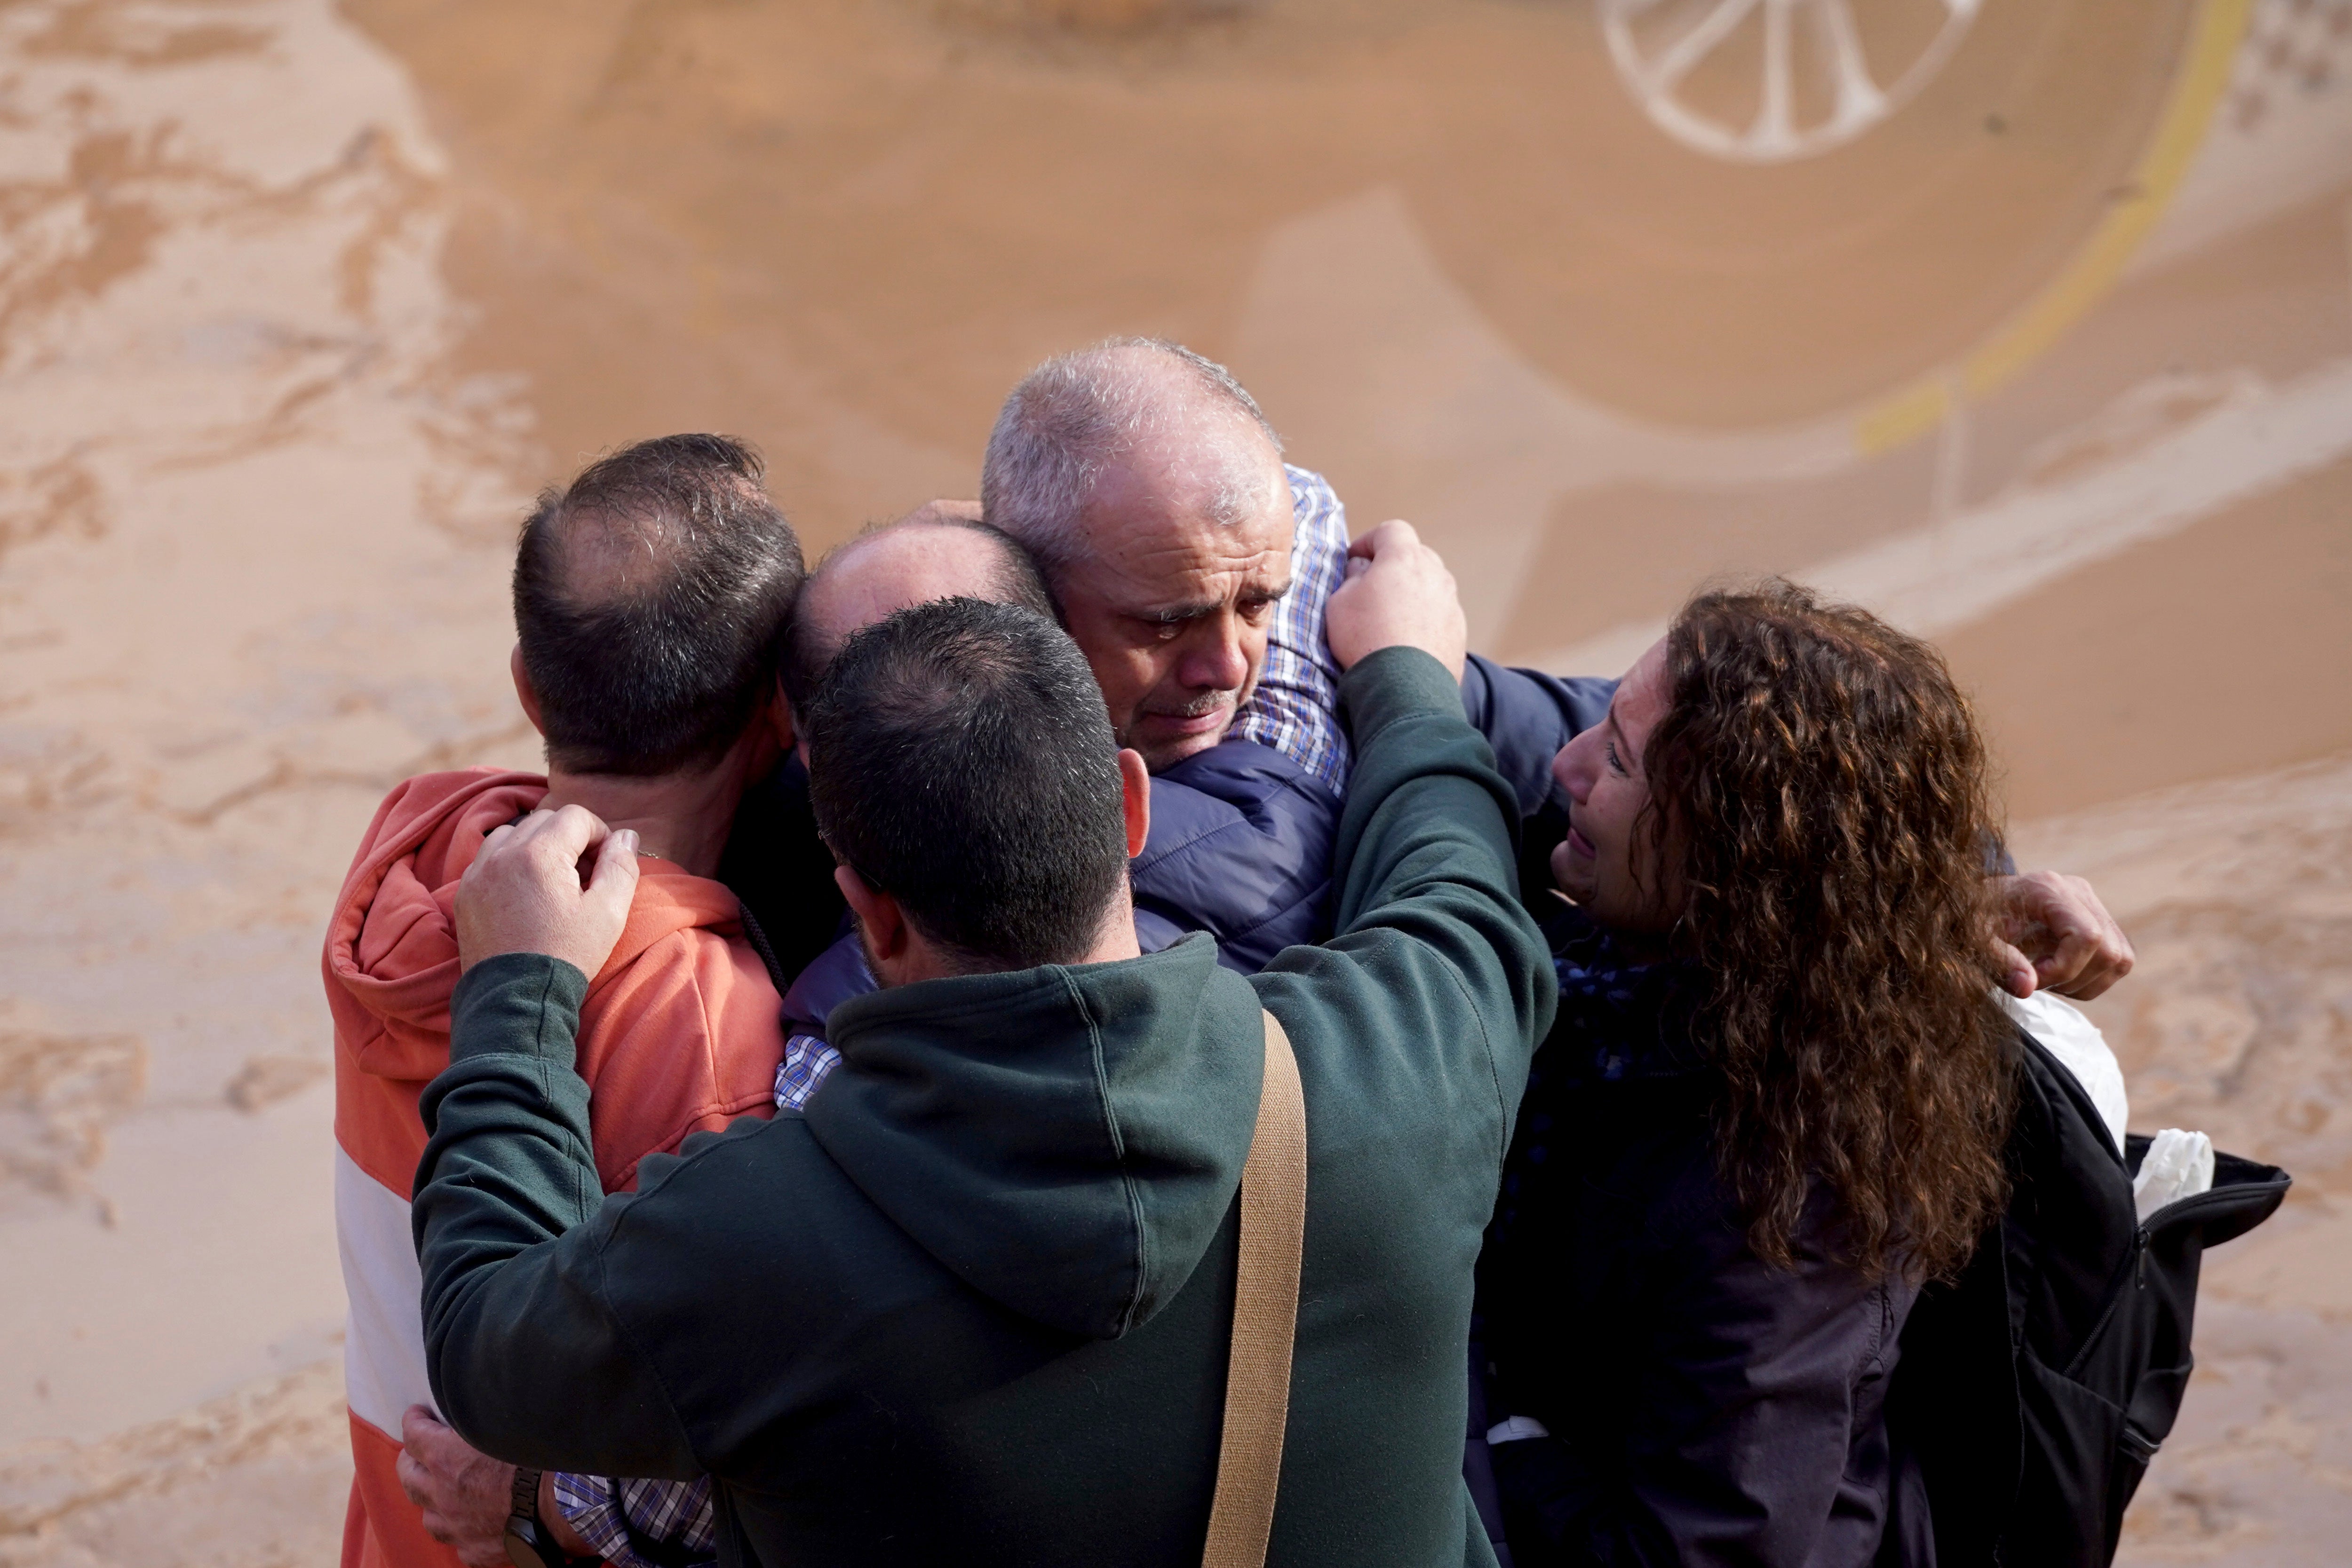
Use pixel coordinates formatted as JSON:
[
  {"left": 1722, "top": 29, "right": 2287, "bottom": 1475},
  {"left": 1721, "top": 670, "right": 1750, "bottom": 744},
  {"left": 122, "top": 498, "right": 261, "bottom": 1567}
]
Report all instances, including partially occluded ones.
[{"left": 1478, "top": 580, "right": 2017, "bottom": 1568}]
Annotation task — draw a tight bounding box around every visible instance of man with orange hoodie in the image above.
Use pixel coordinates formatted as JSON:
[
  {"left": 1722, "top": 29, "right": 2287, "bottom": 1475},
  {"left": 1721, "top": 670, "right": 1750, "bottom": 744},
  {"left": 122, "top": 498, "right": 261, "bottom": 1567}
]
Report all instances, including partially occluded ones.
[{"left": 325, "top": 434, "right": 804, "bottom": 1568}]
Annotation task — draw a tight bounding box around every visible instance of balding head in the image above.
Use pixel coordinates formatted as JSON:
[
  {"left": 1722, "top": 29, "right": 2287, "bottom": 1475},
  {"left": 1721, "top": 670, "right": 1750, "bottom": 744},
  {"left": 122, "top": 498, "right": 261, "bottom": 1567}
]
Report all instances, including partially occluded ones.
[
  {"left": 981, "top": 339, "right": 1295, "bottom": 771},
  {"left": 514, "top": 434, "right": 802, "bottom": 776},
  {"left": 780, "top": 513, "right": 1056, "bottom": 721}
]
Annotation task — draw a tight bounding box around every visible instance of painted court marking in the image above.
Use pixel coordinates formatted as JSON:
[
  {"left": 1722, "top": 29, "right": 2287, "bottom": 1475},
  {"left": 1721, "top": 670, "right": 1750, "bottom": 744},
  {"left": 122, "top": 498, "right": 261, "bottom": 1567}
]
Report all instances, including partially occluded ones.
[{"left": 1530, "top": 356, "right": 2352, "bottom": 678}]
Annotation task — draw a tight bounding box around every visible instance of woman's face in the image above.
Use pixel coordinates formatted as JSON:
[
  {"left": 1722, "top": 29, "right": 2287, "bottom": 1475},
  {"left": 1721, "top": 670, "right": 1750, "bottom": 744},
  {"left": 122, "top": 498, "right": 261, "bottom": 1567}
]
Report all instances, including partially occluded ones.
[{"left": 1549, "top": 638, "right": 1681, "bottom": 935}]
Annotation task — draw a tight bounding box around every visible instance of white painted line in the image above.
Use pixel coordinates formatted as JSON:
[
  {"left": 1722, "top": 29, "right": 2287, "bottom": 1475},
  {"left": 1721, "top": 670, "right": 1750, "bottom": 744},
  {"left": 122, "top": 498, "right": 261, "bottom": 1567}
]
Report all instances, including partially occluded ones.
[{"left": 1524, "top": 357, "right": 2352, "bottom": 676}]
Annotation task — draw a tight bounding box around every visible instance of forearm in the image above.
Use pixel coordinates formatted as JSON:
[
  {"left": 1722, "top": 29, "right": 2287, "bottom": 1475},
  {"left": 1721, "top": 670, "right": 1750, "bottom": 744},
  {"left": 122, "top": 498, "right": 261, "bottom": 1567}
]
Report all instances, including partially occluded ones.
[
  {"left": 413, "top": 955, "right": 696, "bottom": 1477},
  {"left": 1496, "top": 1383, "right": 1853, "bottom": 1568},
  {"left": 543, "top": 1470, "right": 598, "bottom": 1556},
  {"left": 1333, "top": 648, "right": 1533, "bottom": 928},
  {"left": 414, "top": 955, "right": 602, "bottom": 1255},
  {"left": 1328, "top": 648, "right": 1557, "bottom": 1077},
  {"left": 1619, "top": 1253, "right": 1875, "bottom": 1564}
]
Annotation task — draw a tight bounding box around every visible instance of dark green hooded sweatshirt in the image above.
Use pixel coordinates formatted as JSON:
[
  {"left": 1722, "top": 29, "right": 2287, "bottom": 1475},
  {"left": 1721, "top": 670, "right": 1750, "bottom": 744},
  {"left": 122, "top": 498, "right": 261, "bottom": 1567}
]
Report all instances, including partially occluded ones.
[{"left": 413, "top": 646, "right": 1558, "bottom": 1566}]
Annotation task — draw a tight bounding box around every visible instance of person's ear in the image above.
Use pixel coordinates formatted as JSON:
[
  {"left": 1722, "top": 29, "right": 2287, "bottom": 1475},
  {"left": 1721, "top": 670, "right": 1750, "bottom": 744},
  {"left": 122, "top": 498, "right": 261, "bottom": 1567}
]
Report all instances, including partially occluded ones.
[
  {"left": 509, "top": 645, "right": 547, "bottom": 737},
  {"left": 1117, "top": 748, "right": 1151, "bottom": 860},
  {"left": 834, "top": 864, "right": 908, "bottom": 965}
]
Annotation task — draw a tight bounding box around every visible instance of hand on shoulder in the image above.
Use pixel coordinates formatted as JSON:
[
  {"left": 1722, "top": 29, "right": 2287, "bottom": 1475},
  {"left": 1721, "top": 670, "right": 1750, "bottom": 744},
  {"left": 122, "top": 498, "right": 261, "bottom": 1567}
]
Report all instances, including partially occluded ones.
[
  {"left": 455, "top": 804, "right": 640, "bottom": 979},
  {"left": 1990, "top": 870, "right": 2135, "bottom": 1000}
]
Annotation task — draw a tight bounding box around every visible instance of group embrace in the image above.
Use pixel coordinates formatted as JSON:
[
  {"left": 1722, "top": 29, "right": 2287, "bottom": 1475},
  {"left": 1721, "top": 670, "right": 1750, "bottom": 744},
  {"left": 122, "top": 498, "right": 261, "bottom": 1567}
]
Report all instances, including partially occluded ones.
[{"left": 330, "top": 340, "right": 2226, "bottom": 1568}]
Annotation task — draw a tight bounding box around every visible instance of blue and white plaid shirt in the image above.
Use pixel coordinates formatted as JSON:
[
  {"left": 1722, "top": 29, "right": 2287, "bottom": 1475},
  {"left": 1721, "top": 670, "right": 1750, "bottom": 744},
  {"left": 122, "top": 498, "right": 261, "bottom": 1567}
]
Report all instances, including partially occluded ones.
[
  {"left": 1234, "top": 464, "right": 1352, "bottom": 794},
  {"left": 550, "top": 1471, "right": 716, "bottom": 1568},
  {"left": 556, "top": 466, "right": 1358, "bottom": 1565},
  {"left": 774, "top": 1030, "right": 839, "bottom": 1112}
]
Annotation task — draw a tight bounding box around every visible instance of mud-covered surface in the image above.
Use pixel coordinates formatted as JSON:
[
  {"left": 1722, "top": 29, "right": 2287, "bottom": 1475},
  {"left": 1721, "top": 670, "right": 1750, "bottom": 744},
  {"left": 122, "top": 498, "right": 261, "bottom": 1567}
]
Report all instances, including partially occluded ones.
[
  {"left": 0, "top": 1362, "right": 347, "bottom": 1568},
  {"left": 0, "top": 0, "right": 2346, "bottom": 1560},
  {"left": 0, "top": 0, "right": 535, "bottom": 1474},
  {"left": 2015, "top": 758, "right": 2352, "bottom": 1567}
]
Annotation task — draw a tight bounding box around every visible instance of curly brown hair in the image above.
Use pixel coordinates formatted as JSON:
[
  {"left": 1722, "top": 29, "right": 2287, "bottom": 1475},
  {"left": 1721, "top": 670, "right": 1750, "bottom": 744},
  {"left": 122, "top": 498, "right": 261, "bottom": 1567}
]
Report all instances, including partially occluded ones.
[{"left": 1642, "top": 581, "right": 2015, "bottom": 1283}]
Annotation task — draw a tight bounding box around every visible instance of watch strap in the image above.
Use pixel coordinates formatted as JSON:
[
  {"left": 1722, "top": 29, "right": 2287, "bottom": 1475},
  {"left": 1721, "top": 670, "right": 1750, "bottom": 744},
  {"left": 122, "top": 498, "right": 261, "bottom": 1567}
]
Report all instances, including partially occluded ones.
[
  {"left": 504, "top": 1467, "right": 590, "bottom": 1568},
  {"left": 509, "top": 1466, "right": 543, "bottom": 1528}
]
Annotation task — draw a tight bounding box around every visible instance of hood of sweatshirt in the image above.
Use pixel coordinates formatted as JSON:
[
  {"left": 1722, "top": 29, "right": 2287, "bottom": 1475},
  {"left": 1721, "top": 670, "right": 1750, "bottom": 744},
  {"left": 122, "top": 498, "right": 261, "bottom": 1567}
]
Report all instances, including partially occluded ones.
[
  {"left": 324, "top": 768, "right": 747, "bottom": 1085},
  {"left": 805, "top": 932, "right": 1266, "bottom": 1342}
]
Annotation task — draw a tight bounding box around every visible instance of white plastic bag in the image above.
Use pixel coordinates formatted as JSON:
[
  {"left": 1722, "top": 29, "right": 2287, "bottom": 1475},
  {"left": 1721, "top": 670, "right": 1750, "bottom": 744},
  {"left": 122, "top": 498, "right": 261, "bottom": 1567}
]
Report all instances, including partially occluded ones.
[
  {"left": 2132, "top": 1128, "right": 2216, "bottom": 1221},
  {"left": 1998, "top": 990, "right": 2130, "bottom": 1159}
]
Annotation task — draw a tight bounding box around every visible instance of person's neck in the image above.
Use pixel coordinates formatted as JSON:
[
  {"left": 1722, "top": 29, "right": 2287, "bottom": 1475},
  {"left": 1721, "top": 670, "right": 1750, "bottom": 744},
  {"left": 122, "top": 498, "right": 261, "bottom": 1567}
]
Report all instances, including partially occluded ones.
[
  {"left": 882, "top": 889, "right": 1144, "bottom": 987},
  {"left": 1080, "top": 887, "right": 1145, "bottom": 966},
  {"left": 540, "top": 760, "right": 748, "bottom": 879}
]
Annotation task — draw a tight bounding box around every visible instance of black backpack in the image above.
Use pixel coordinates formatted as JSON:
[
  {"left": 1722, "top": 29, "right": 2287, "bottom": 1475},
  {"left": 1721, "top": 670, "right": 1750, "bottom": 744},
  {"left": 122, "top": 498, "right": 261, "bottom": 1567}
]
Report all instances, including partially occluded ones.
[{"left": 1887, "top": 1029, "right": 2290, "bottom": 1567}]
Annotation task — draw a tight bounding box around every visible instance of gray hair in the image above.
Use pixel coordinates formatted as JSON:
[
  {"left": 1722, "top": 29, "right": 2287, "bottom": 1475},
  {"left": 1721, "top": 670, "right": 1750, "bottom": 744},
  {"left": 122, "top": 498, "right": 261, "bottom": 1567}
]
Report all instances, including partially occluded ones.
[{"left": 981, "top": 337, "right": 1284, "bottom": 578}]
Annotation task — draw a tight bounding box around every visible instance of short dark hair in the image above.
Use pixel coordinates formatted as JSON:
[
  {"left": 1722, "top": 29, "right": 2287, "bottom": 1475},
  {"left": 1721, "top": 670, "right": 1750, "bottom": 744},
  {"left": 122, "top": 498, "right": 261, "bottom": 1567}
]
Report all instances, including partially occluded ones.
[
  {"left": 805, "top": 598, "right": 1128, "bottom": 971},
  {"left": 778, "top": 518, "right": 1058, "bottom": 719},
  {"left": 514, "top": 434, "right": 803, "bottom": 776}
]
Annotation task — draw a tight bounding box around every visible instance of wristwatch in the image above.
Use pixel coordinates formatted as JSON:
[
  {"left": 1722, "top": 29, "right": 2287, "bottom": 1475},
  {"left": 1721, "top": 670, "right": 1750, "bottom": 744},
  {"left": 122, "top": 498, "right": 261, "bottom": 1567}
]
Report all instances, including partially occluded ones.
[{"left": 502, "top": 1467, "right": 589, "bottom": 1568}]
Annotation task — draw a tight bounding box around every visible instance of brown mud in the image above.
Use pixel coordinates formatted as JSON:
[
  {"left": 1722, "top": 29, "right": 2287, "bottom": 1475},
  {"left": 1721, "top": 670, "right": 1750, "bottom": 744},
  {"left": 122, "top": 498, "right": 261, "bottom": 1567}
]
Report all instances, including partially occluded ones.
[{"left": 1, "top": 0, "right": 2347, "bottom": 1560}]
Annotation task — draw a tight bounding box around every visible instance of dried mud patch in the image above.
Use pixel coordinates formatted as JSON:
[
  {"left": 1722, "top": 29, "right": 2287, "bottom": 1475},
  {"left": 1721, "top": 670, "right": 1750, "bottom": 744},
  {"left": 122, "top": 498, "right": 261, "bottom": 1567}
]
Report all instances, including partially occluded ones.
[
  {"left": 0, "top": 1027, "right": 144, "bottom": 1216},
  {"left": 0, "top": 1359, "right": 348, "bottom": 1568},
  {"left": 2098, "top": 902, "right": 2352, "bottom": 1181},
  {"left": 2015, "top": 752, "right": 2352, "bottom": 1563}
]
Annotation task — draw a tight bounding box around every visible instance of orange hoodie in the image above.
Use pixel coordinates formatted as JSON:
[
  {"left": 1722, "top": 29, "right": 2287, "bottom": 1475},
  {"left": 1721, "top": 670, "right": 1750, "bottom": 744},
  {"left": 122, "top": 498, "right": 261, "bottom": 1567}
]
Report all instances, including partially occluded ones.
[{"left": 325, "top": 768, "right": 783, "bottom": 1568}]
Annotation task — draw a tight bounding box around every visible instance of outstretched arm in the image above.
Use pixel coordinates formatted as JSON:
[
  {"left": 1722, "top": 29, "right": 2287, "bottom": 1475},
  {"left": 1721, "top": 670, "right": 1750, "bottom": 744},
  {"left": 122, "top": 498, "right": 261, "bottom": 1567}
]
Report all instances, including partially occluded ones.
[{"left": 1302, "top": 521, "right": 1557, "bottom": 1129}]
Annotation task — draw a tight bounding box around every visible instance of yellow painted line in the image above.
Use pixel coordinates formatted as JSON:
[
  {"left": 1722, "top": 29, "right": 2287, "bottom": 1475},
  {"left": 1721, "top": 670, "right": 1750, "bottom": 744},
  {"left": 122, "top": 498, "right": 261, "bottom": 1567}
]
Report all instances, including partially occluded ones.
[
  {"left": 1854, "top": 0, "right": 2255, "bottom": 455},
  {"left": 1855, "top": 374, "right": 1950, "bottom": 454}
]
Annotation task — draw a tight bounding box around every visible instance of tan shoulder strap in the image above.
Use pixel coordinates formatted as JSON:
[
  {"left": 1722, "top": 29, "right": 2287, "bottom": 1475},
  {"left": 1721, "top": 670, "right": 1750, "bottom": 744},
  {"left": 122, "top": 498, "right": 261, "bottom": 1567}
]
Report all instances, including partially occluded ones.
[{"left": 1200, "top": 1009, "right": 1309, "bottom": 1568}]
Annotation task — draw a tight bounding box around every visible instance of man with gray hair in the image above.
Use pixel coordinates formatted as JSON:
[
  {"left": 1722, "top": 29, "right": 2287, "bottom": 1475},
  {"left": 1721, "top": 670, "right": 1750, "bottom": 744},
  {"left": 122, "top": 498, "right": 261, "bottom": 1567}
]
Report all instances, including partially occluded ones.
[{"left": 984, "top": 337, "right": 1351, "bottom": 791}]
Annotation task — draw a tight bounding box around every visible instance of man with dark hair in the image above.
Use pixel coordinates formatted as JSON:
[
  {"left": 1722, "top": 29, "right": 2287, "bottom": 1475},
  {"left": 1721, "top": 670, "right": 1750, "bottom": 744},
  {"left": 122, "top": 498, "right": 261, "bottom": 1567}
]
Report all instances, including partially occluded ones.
[
  {"left": 814, "top": 602, "right": 1134, "bottom": 982},
  {"left": 325, "top": 435, "right": 803, "bottom": 1568},
  {"left": 513, "top": 432, "right": 805, "bottom": 776},
  {"left": 809, "top": 598, "right": 1137, "bottom": 974},
  {"left": 407, "top": 524, "right": 1560, "bottom": 1566}
]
